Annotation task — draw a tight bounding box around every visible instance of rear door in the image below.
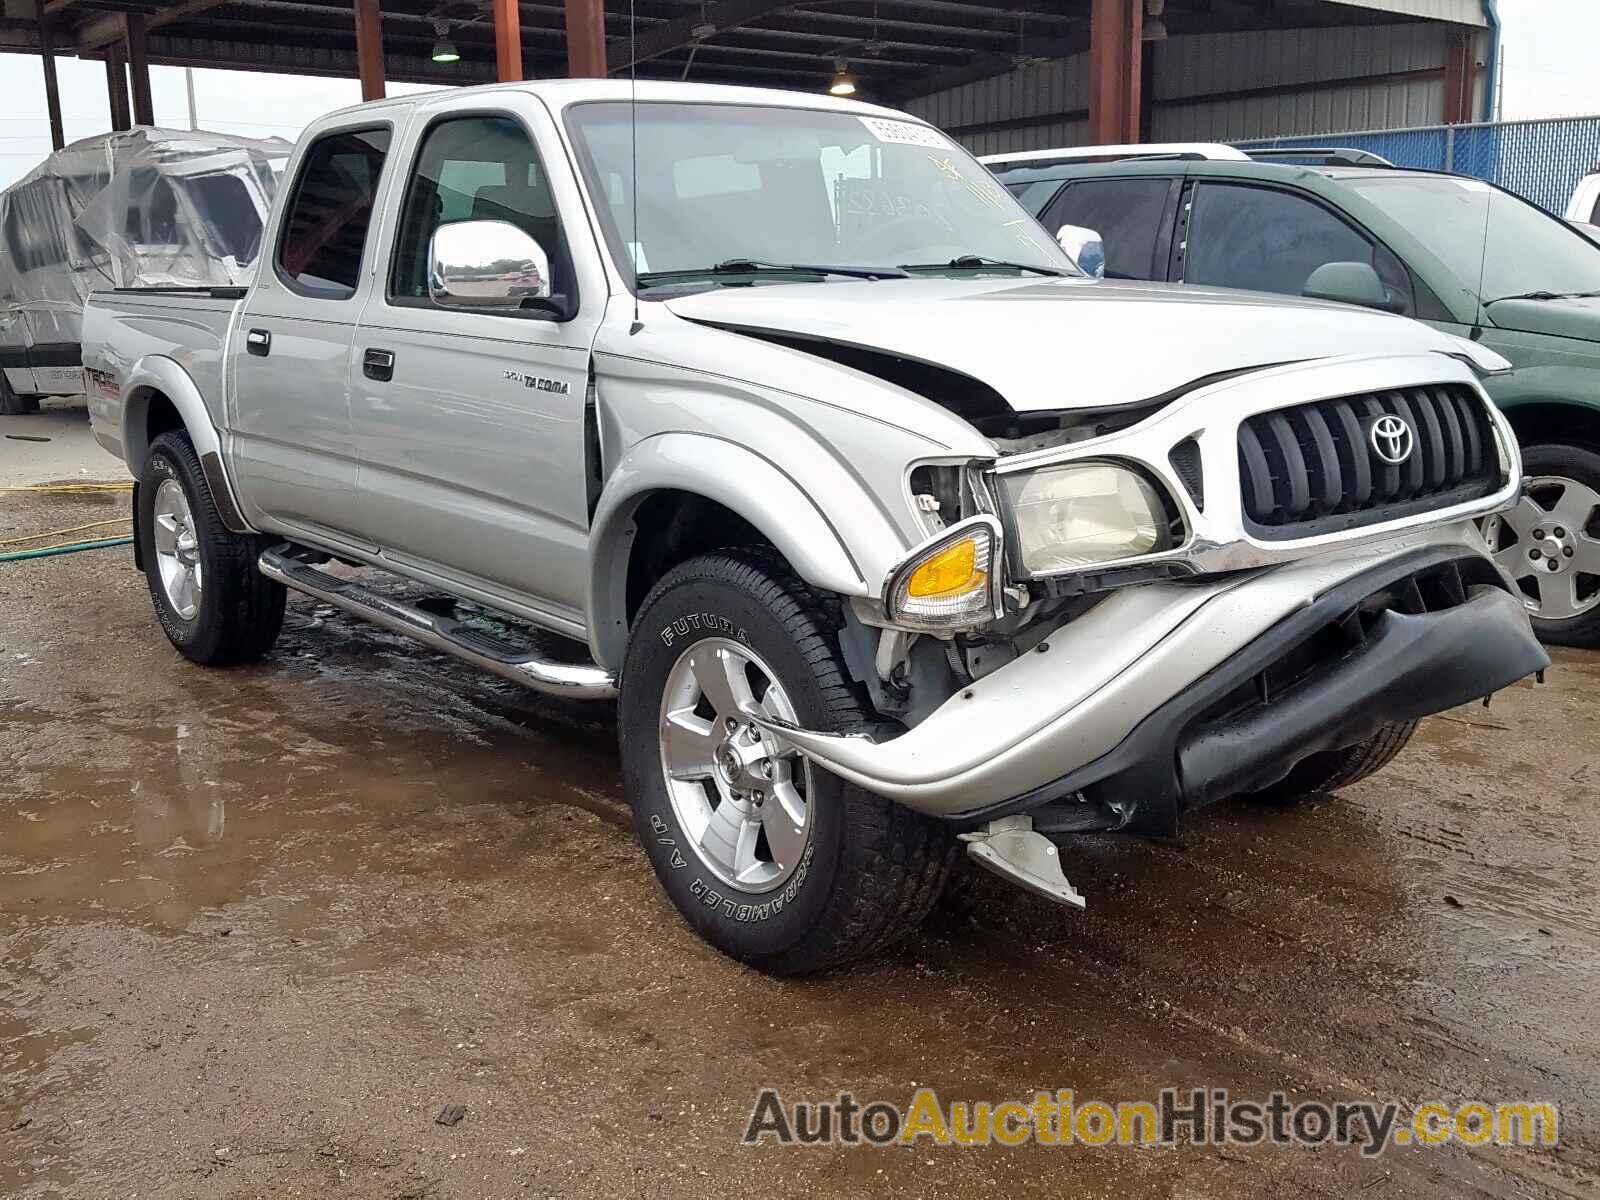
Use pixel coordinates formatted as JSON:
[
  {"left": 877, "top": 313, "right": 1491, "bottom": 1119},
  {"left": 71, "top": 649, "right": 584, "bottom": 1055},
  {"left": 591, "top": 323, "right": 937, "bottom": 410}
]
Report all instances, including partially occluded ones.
[
  {"left": 228, "top": 123, "right": 397, "bottom": 542},
  {"left": 1039, "top": 175, "right": 1181, "bottom": 281},
  {"left": 348, "top": 96, "right": 608, "bottom": 628}
]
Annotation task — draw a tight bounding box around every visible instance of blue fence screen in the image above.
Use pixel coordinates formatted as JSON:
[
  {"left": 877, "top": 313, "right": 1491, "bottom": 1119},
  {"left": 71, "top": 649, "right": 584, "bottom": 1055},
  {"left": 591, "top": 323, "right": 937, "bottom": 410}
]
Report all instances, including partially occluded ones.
[{"left": 1237, "top": 115, "right": 1600, "bottom": 216}]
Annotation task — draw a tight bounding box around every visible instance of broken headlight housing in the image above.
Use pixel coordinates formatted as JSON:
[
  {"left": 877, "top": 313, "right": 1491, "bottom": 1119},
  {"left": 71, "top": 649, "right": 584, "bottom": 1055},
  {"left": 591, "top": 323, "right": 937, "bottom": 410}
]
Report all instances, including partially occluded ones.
[{"left": 999, "top": 462, "right": 1173, "bottom": 576}]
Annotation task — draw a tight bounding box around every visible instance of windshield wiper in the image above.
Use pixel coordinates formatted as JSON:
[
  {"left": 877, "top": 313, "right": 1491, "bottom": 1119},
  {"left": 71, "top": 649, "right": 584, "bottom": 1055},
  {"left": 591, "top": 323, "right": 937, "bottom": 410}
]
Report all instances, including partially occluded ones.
[
  {"left": 636, "top": 258, "right": 909, "bottom": 288},
  {"left": 1487, "top": 289, "right": 1600, "bottom": 303},
  {"left": 899, "top": 255, "right": 1069, "bottom": 277}
]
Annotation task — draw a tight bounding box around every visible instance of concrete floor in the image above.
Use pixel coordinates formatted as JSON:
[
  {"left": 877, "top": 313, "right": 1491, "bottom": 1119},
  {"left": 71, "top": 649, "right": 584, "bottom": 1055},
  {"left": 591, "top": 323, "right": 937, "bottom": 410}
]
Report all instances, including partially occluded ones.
[
  {"left": 0, "top": 398, "right": 128, "bottom": 488},
  {"left": 2, "top": 461, "right": 1598, "bottom": 1197}
]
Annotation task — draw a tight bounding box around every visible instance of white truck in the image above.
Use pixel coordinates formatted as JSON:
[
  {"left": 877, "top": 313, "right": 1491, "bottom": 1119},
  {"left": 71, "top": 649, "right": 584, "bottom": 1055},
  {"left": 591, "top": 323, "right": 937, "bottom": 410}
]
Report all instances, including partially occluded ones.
[{"left": 81, "top": 80, "right": 1546, "bottom": 974}]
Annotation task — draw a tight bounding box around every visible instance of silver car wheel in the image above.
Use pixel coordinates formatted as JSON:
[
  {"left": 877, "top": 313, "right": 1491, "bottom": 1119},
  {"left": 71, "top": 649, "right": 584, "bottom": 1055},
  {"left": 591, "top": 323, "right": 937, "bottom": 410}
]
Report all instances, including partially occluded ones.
[
  {"left": 1482, "top": 474, "right": 1600, "bottom": 622},
  {"left": 658, "top": 637, "right": 813, "bottom": 895},
  {"left": 152, "top": 477, "right": 204, "bottom": 621}
]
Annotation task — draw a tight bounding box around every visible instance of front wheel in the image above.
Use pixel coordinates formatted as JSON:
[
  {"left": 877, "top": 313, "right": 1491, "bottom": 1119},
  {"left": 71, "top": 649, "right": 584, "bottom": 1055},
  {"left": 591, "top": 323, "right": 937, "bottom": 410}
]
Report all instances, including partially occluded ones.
[
  {"left": 138, "top": 431, "right": 286, "bottom": 665},
  {"left": 619, "top": 549, "right": 957, "bottom": 975},
  {"left": 1480, "top": 443, "right": 1600, "bottom": 647}
]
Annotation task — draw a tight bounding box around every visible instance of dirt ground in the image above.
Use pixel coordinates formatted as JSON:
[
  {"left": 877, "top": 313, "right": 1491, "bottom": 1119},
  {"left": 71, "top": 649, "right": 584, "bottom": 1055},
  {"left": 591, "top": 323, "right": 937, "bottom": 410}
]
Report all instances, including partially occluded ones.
[{"left": 3, "top": 479, "right": 1599, "bottom": 1199}]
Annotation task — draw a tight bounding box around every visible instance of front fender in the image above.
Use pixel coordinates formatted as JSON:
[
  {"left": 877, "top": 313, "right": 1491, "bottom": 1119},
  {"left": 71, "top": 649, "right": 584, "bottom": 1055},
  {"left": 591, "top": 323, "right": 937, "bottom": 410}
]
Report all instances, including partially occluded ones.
[
  {"left": 121, "top": 355, "right": 252, "bottom": 533},
  {"left": 587, "top": 433, "right": 888, "bottom": 670}
]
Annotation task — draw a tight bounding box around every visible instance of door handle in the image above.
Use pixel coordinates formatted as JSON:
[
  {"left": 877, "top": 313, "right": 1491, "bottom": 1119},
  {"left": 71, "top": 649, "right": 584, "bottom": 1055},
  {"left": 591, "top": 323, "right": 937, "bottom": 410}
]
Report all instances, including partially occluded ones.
[
  {"left": 363, "top": 348, "right": 395, "bottom": 382},
  {"left": 245, "top": 328, "right": 271, "bottom": 356}
]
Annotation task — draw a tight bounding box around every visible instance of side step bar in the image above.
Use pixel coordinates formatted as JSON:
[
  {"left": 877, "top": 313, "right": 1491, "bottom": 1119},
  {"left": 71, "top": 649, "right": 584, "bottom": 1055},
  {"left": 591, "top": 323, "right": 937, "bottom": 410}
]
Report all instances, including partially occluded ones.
[{"left": 259, "top": 546, "right": 618, "bottom": 701}]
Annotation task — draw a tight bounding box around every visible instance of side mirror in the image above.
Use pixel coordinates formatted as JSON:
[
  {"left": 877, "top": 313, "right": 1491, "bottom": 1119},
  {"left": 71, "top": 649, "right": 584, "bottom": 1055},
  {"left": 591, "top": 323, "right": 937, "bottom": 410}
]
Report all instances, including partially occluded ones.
[
  {"left": 1302, "top": 261, "right": 1404, "bottom": 314},
  {"left": 429, "top": 219, "right": 553, "bottom": 310},
  {"left": 1055, "top": 224, "right": 1105, "bottom": 279}
]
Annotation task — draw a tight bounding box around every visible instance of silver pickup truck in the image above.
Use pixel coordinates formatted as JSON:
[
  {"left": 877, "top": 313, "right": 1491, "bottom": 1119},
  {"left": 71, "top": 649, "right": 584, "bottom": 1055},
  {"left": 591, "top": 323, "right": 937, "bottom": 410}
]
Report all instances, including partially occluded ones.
[{"left": 82, "top": 79, "right": 1547, "bottom": 975}]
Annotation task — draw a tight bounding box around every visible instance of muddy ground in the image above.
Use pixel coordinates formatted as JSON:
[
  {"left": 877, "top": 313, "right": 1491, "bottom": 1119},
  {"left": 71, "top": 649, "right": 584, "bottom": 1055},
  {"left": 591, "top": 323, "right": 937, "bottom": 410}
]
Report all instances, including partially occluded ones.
[{"left": 3, "top": 480, "right": 1599, "bottom": 1199}]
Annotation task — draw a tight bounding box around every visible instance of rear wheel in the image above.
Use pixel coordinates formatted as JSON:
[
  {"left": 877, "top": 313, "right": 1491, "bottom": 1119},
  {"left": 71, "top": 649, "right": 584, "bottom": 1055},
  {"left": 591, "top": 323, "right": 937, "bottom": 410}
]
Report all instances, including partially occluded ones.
[
  {"left": 619, "top": 549, "right": 958, "bottom": 975},
  {"left": 0, "top": 372, "right": 40, "bottom": 415},
  {"left": 138, "top": 431, "right": 286, "bottom": 665},
  {"left": 1249, "top": 721, "right": 1417, "bottom": 805},
  {"left": 1479, "top": 443, "right": 1600, "bottom": 647}
]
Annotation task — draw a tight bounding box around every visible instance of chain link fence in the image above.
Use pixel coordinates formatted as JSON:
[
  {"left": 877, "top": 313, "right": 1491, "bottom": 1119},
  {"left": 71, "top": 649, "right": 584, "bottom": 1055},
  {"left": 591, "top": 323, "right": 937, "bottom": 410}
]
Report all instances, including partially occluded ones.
[{"left": 1237, "top": 114, "right": 1600, "bottom": 215}]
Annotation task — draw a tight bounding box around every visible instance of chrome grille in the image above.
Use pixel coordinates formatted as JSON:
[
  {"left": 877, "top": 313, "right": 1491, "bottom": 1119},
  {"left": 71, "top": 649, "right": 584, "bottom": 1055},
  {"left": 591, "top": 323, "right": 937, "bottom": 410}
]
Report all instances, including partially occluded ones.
[{"left": 1238, "top": 384, "right": 1500, "bottom": 539}]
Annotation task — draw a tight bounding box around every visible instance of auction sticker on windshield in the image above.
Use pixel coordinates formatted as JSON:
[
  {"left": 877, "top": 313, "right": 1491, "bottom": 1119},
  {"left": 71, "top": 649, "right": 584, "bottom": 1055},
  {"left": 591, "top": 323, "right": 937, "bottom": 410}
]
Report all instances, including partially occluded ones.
[{"left": 859, "top": 116, "right": 951, "bottom": 149}]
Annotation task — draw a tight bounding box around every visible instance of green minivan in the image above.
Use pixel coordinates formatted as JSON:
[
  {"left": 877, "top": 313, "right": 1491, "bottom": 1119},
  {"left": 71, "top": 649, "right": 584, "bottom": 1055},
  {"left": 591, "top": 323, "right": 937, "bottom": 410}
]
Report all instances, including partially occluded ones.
[{"left": 989, "top": 147, "right": 1600, "bottom": 645}]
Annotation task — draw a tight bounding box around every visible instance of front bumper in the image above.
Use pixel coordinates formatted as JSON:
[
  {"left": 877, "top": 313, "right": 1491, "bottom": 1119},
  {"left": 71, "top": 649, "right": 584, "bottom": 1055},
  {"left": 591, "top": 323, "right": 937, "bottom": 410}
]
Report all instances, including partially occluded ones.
[{"left": 744, "top": 523, "right": 1547, "bottom": 826}]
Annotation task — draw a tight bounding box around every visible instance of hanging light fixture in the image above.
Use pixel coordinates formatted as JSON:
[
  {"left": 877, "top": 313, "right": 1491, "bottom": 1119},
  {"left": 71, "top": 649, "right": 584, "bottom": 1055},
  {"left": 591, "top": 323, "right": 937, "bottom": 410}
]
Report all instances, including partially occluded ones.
[
  {"left": 1141, "top": 0, "right": 1167, "bottom": 42},
  {"left": 431, "top": 17, "right": 461, "bottom": 63},
  {"left": 828, "top": 60, "right": 857, "bottom": 96}
]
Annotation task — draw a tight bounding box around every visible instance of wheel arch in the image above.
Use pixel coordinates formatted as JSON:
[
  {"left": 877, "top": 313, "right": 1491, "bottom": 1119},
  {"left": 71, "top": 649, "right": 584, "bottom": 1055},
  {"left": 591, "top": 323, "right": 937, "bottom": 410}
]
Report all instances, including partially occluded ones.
[
  {"left": 121, "top": 356, "right": 252, "bottom": 533},
  {"left": 587, "top": 434, "right": 873, "bottom": 671},
  {"left": 1499, "top": 399, "right": 1600, "bottom": 455}
]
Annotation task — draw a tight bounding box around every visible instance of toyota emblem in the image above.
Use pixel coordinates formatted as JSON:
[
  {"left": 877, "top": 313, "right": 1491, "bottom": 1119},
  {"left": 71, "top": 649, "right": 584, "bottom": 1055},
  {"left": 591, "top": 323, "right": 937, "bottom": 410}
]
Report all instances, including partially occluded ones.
[{"left": 1368, "top": 414, "right": 1414, "bottom": 466}]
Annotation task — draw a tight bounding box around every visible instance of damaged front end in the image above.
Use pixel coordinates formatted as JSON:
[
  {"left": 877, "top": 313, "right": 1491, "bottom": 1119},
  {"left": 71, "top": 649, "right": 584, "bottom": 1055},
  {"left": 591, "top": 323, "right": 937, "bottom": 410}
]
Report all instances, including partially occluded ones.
[{"left": 739, "top": 353, "right": 1548, "bottom": 891}]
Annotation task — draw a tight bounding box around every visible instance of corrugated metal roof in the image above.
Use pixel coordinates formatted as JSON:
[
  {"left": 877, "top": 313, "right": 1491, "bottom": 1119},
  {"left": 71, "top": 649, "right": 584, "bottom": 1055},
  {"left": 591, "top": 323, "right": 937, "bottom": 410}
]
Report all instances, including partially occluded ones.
[{"left": 1323, "top": 0, "right": 1487, "bottom": 26}]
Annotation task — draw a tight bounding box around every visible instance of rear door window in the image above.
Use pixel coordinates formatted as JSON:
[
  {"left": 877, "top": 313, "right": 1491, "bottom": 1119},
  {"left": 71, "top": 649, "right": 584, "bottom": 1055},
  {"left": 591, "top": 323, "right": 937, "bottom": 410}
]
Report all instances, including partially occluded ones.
[
  {"left": 1041, "top": 177, "right": 1175, "bottom": 280},
  {"left": 1184, "top": 181, "right": 1413, "bottom": 312},
  {"left": 276, "top": 126, "right": 392, "bottom": 299}
]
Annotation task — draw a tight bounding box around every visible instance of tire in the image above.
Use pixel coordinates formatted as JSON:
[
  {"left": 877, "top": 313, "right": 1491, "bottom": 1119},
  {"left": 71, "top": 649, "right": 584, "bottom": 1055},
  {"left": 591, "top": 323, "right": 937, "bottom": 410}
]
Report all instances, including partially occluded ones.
[
  {"left": 0, "top": 372, "right": 40, "bottom": 415},
  {"left": 138, "top": 431, "right": 286, "bottom": 665},
  {"left": 1248, "top": 721, "right": 1417, "bottom": 805},
  {"left": 619, "top": 549, "right": 959, "bottom": 975},
  {"left": 1479, "top": 443, "right": 1600, "bottom": 648}
]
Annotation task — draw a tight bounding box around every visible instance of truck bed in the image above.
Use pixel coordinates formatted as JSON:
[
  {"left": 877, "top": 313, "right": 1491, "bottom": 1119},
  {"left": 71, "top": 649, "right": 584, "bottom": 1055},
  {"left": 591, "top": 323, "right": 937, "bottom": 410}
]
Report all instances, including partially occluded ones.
[{"left": 80, "top": 287, "right": 243, "bottom": 465}]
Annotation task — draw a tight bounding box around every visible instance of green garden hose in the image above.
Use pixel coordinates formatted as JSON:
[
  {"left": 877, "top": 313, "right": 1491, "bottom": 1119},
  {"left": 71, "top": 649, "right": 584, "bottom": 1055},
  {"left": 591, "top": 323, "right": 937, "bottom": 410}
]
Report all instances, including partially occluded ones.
[{"left": 0, "top": 536, "right": 133, "bottom": 562}]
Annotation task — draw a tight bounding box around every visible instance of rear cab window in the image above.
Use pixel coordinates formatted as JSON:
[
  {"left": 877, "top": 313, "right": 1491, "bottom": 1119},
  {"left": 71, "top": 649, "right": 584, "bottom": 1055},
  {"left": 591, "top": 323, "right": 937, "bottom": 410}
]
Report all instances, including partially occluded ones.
[{"left": 276, "top": 126, "right": 392, "bottom": 299}]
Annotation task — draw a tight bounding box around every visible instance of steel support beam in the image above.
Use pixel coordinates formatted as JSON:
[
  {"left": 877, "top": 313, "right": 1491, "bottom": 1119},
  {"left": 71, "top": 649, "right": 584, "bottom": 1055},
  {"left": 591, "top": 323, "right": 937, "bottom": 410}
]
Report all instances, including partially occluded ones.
[
  {"left": 493, "top": 0, "right": 523, "bottom": 80},
  {"left": 37, "top": 9, "right": 64, "bottom": 150},
  {"left": 1441, "top": 26, "right": 1475, "bottom": 124},
  {"left": 565, "top": 0, "right": 606, "bottom": 76},
  {"left": 126, "top": 13, "right": 155, "bottom": 126},
  {"left": 354, "top": 0, "right": 385, "bottom": 100},
  {"left": 1088, "top": 0, "right": 1141, "bottom": 144},
  {"left": 608, "top": 0, "right": 787, "bottom": 72},
  {"left": 105, "top": 41, "right": 131, "bottom": 131}
]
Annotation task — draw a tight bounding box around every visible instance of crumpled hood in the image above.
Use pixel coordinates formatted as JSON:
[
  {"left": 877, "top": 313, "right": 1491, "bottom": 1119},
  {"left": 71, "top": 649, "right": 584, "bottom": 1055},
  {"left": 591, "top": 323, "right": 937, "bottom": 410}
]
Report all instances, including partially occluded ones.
[
  {"left": 665, "top": 276, "right": 1478, "bottom": 412},
  {"left": 1487, "top": 295, "right": 1600, "bottom": 343}
]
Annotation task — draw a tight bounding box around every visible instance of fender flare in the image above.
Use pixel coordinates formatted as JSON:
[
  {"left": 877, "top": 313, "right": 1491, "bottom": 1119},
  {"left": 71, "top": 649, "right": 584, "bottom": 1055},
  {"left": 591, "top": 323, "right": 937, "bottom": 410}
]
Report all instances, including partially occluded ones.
[
  {"left": 587, "top": 433, "right": 877, "bottom": 670},
  {"left": 121, "top": 355, "right": 253, "bottom": 533}
]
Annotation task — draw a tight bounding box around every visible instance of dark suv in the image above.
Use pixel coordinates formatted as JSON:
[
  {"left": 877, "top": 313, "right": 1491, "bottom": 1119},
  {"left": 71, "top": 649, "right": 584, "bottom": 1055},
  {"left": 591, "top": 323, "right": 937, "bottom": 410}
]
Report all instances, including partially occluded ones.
[{"left": 987, "top": 145, "right": 1600, "bottom": 646}]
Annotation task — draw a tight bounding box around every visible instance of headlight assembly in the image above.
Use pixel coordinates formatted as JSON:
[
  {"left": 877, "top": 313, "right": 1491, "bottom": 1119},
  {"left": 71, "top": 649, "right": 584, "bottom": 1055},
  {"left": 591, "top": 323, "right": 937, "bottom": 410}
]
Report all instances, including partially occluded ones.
[
  {"left": 884, "top": 515, "right": 1002, "bottom": 632},
  {"left": 999, "top": 462, "right": 1173, "bottom": 576}
]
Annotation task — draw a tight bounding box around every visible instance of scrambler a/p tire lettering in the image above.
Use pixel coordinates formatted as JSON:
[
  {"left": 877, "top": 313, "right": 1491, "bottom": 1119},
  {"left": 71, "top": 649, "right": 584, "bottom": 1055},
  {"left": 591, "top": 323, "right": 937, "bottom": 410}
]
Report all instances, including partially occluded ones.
[{"left": 620, "top": 549, "right": 958, "bottom": 975}]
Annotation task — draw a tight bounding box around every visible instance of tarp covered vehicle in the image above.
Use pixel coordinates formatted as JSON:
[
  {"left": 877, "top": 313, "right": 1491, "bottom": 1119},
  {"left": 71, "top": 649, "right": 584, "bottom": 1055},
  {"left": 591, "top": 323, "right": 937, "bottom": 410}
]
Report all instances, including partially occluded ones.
[{"left": 0, "top": 127, "right": 289, "bottom": 414}]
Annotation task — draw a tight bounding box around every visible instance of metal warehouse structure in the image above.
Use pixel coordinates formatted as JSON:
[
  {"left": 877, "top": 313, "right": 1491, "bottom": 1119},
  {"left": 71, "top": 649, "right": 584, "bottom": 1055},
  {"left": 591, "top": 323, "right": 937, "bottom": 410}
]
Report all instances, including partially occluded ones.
[{"left": 0, "top": 0, "right": 1495, "bottom": 155}]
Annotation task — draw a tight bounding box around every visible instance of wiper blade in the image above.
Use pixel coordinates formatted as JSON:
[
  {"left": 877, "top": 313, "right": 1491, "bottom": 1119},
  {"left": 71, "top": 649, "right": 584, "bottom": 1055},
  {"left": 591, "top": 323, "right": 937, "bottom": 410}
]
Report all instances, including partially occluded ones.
[
  {"left": 1487, "top": 289, "right": 1600, "bottom": 303},
  {"left": 899, "top": 255, "right": 1068, "bottom": 277},
  {"left": 636, "top": 259, "right": 908, "bottom": 287}
]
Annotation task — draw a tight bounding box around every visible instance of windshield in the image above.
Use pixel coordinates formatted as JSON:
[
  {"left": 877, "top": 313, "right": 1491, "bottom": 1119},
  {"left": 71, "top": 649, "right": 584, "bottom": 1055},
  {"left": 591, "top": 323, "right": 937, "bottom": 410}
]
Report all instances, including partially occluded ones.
[
  {"left": 563, "top": 101, "right": 1078, "bottom": 289},
  {"left": 1345, "top": 173, "right": 1600, "bottom": 304}
]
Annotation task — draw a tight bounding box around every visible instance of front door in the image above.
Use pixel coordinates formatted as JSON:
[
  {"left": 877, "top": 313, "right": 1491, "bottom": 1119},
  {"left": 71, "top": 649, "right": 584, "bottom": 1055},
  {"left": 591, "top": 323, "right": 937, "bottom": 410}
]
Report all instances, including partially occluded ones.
[
  {"left": 229, "top": 124, "right": 395, "bottom": 543},
  {"left": 350, "top": 104, "right": 605, "bottom": 628}
]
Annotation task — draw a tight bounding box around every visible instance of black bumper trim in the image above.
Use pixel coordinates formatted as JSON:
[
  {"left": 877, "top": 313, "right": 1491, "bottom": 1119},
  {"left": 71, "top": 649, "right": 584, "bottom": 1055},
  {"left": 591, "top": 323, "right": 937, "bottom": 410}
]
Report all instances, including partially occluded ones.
[{"left": 949, "top": 547, "right": 1548, "bottom": 833}]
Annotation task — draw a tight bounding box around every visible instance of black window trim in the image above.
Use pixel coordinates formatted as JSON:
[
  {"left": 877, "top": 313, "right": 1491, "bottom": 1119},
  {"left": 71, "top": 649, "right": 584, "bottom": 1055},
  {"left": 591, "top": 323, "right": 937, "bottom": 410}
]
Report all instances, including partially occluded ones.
[
  {"left": 382, "top": 107, "right": 578, "bottom": 324},
  {"left": 1177, "top": 177, "right": 1440, "bottom": 318},
  {"left": 272, "top": 120, "right": 396, "bottom": 303}
]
